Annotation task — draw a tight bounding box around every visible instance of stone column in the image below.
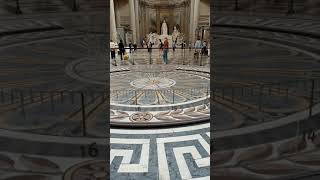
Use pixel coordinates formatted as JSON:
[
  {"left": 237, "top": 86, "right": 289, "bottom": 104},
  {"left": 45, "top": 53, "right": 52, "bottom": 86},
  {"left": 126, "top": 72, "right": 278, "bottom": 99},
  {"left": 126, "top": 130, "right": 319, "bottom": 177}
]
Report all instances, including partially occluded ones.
[
  {"left": 135, "top": 0, "right": 140, "bottom": 45},
  {"left": 146, "top": 7, "right": 149, "bottom": 33},
  {"left": 110, "top": 0, "right": 117, "bottom": 42},
  {"left": 189, "top": 0, "right": 194, "bottom": 43},
  {"left": 169, "top": 8, "right": 174, "bottom": 35},
  {"left": 193, "top": 0, "right": 200, "bottom": 42},
  {"left": 156, "top": 9, "right": 160, "bottom": 34},
  {"left": 186, "top": 3, "right": 189, "bottom": 36},
  {"left": 129, "top": 0, "right": 137, "bottom": 43},
  {"left": 115, "top": 0, "right": 121, "bottom": 27}
]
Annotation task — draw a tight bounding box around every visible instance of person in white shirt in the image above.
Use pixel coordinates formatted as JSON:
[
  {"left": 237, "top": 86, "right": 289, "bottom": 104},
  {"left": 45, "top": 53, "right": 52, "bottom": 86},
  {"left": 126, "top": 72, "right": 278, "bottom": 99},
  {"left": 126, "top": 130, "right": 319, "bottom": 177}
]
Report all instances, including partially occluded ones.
[
  {"left": 195, "top": 38, "right": 202, "bottom": 49},
  {"left": 110, "top": 40, "right": 117, "bottom": 66}
]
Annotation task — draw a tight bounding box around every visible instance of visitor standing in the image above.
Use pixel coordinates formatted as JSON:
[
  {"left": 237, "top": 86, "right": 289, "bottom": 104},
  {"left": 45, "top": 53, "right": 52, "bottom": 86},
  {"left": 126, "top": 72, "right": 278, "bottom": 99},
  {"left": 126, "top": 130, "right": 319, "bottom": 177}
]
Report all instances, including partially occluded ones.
[
  {"left": 194, "top": 38, "right": 202, "bottom": 58},
  {"left": 202, "top": 41, "right": 208, "bottom": 56},
  {"left": 133, "top": 43, "right": 137, "bottom": 51},
  {"left": 142, "top": 38, "right": 146, "bottom": 48},
  {"left": 159, "top": 39, "right": 164, "bottom": 60},
  {"left": 118, "top": 40, "right": 125, "bottom": 61},
  {"left": 189, "top": 42, "right": 192, "bottom": 51},
  {"left": 195, "top": 38, "right": 202, "bottom": 50},
  {"left": 110, "top": 40, "right": 117, "bottom": 66},
  {"left": 128, "top": 41, "right": 132, "bottom": 53},
  {"left": 181, "top": 41, "right": 186, "bottom": 49},
  {"left": 163, "top": 37, "right": 169, "bottom": 64},
  {"left": 172, "top": 40, "right": 176, "bottom": 53},
  {"left": 159, "top": 39, "right": 163, "bottom": 53}
]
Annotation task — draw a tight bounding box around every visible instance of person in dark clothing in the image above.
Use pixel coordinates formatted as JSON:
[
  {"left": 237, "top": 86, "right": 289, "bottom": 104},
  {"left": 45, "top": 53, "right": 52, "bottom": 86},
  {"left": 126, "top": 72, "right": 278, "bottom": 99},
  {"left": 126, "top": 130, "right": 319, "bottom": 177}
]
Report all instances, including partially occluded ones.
[
  {"left": 133, "top": 43, "right": 137, "bottom": 51},
  {"left": 159, "top": 39, "right": 163, "bottom": 52},
  {"left": 181, "top": 41, "right": 186, "bottom": 49},
  {"left": 202, "top": 41, "right": 208, "bottom": 56},
  {"left": 147, "top": 41, "right": 153, "bottom": 64},
  {"left": 172, "top": 39, "right": 177, "bottom": 53},
  {"left": 128, "top": 41, "right": 132, "bottom": 53},
  {"left": 118, "top": 40, "right": 125, "bottom": 60}
]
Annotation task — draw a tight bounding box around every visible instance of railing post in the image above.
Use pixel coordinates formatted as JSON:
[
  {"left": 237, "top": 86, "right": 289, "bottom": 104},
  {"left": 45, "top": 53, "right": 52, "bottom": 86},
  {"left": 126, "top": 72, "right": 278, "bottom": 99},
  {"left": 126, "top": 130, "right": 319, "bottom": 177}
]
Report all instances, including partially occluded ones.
[
  {"left": 287, "top": 0, "right": 294, "bottom": 14},
  {"left": 234, "top": 0, "right": 239, "bottom": 11},
  {"left": 0, "top": 88, "right": 4, "bottom": 103},
  {"left": 241, "top": 87, "right": 244, "bottom": 96},
  {"left": 222, "top": 88, "right": 225, "bottom": 100},
  {"left": 11, "top": 90, "right": 14, "bottom": 104},
  {"left": 60, "top": 91, "right": 64, "bottom": 103},
  {"left": 50, "top": 92, "right": 54, "bottom": 112},
  {"left": 102, "top": 91, "right": 105, "bottom": 103},
  {"left": 20, "top": 90, "right": 26, "bottom": 120},
  {"left": 213, "top": 89, "right": 215, "bottom": 102},
  {"left": 40, "top": 91, "right": 43, "bottom": 103},
  {"left": 135, "top": 90, "right": 137, "bottom": 105},
  {"left": 231, "top": 87, "right": 234, "bottom": 105},
  {"left": 200, "top": 51, "right": 203, "bottom": 66},
  {"left": 72, "top": 0, "right": 78, "bottom": 12},
  {"left": 81, "top": 92, "right": 87, "bottom": 137},
  {"left": 29, "top": 88, "right": 33, "bottom": 103},
  {"left": 132, "top": 50, "right": 135, "bottom": 65},
  {"left": 309, "top": 79, "right": 315, "bottom": 118},
  {"left": 258, "top": 85, "right": 263, "bottom": 111},
  {"left": 172, "top": 88, "right": 175, "bottom": 104},
  {"left": 15, "top": 0, "right": 22, "bottom": 14},
  {"left": 286, "top": 87, "right": 289, "bottom": 102},
  {"left": 71, "top": 91, "right": 74, "bottom": 104}
]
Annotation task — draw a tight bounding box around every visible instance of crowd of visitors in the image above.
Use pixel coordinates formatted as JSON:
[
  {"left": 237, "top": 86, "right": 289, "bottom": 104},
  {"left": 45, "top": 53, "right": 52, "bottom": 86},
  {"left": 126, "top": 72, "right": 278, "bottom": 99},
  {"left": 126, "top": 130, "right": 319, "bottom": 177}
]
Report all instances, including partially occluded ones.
[{"left": 110, "top": 37, "right": 208, "bottom": 65}]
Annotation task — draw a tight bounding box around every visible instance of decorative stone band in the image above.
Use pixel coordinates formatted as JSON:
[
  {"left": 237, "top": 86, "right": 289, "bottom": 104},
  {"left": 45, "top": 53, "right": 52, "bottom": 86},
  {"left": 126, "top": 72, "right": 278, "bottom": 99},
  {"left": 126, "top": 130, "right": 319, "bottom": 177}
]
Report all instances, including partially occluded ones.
[{"left": 110, "top": 95, "right": 209, "bottom": 111}]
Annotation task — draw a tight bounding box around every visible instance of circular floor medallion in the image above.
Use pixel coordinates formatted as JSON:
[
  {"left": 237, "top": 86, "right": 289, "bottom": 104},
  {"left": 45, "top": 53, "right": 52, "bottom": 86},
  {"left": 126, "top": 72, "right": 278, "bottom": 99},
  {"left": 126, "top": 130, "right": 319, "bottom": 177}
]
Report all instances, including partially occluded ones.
[
  {"left": 64, "top": 160, "right": 106, "bottom": 180},
  {"left": 130, "top": 77, "right": 176, "bottom": 90},
  {"left": 129, "top": 112, "right": 153, "bottom": 122}
]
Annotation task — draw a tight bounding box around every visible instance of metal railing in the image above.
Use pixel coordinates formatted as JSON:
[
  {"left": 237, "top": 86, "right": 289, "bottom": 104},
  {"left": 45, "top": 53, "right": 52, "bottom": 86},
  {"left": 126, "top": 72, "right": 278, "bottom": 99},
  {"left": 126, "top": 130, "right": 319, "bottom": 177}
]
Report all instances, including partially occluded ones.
[
  {"left": 0, "top": 89, "right": 107, "bottom": 137},
  {"left": 111, "top": 86, "right": 210, "bottom": 107},
  {"left": 109, "top": 47, "right": 210, "bottom": 66},
  {"left": 212, "top": 78, "right": 320, "bottom": 121}
]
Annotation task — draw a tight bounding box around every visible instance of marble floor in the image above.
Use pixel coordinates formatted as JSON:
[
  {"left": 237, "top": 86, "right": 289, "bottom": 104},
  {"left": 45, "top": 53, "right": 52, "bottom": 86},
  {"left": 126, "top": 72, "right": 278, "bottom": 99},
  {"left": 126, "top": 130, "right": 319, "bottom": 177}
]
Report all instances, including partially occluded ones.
[
  {"left": 110, "top": 123, "right": 210, "bottom": 180},
  {"left": 0, "top": 10, "right": 320, "bottom": 180}
]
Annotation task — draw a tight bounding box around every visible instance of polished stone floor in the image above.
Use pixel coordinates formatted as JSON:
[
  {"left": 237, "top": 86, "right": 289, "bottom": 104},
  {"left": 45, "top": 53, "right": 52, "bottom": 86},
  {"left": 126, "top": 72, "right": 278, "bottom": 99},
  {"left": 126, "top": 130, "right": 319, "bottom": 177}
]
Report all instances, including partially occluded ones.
[{"left": 0, "top": 11, "right": 320, "bottom": 180}]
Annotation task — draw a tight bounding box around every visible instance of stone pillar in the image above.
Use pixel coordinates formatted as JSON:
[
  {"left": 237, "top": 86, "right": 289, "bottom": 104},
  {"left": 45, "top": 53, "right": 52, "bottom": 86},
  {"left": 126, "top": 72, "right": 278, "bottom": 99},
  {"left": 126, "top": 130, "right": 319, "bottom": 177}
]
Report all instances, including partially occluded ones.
[
  {"left": 110, "top": 0, "right": 117, "bottom": 42},
  {"left": 129, "top": 0, "right": 137, "bottom": 43},
  {"left": 186, "top": 3, "right": 189, "bottom": 36},
  {"left": 189, "top": 0, "right": 194, "bottom": 43},
  {"left": 135, "top": 0, "right": 140, "bottom": 45},
  {"left": 115, "top": 0, "right": 121, "bottom": 27},
  {"left": 156, "top": 9, "right": 160, "bottom": 34},
  {"left": 169, "top": 9, "right": 174, "bottom": 35},
  {"left": 193, "top": 0, "right": 200, "bottom": 42},
  {"left": 146, "top": 7, "right": 149, "bottom": 33}
]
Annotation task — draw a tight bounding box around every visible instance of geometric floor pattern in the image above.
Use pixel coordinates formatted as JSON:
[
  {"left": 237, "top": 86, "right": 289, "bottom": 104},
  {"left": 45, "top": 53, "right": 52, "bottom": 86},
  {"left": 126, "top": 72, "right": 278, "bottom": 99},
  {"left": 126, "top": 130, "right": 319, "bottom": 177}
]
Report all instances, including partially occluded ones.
[{"left": 110, "top": 123, "right": 210, "bottom": 179}]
